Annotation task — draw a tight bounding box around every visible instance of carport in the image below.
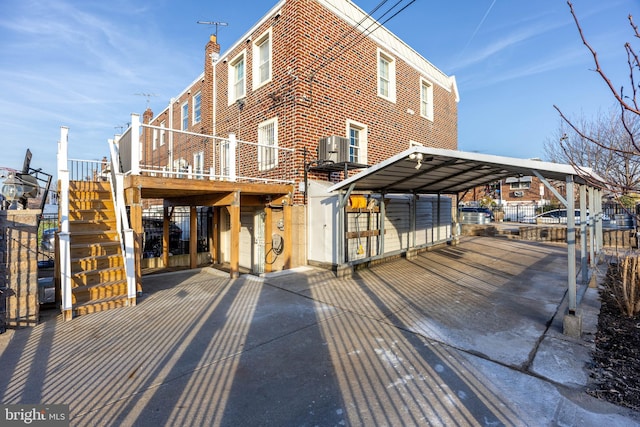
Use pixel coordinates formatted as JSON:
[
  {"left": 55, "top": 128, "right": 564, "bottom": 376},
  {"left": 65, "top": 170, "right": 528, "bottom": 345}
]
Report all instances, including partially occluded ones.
[{"left": 328, "top": 146, "right": 607, "bottom": 335}]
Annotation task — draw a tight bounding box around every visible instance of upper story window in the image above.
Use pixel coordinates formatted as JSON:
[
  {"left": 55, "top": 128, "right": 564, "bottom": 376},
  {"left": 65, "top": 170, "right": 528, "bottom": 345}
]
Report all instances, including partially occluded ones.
[
  {"left": 253, "top": 29, "right": 272, "bottom": 90},
  {"left": 228, "top": 51, "right": 246, "bottom": 104},
  {"left": 346, "top": 119, "right": 368, "bottom": 164},
  {"left": 160, "top": 120, "right": 166, "bottom": 146},
  {"left": 192, "top": 92, "right": 202, "bottom": 124},
  {"left": 509, "top": 181, "right": 531, "bottom": 190},
  {"left": 181, "top": 102, "right": 188, "bottom": 130},
  {"left": 377, "top": 49, "right": 396, "bottom": 102},
  {"left": 258, "top": 117, "right": 278, "bottom": 171},
  {"left": 420, "top": 78, "right": 433, "bottom": 121}
]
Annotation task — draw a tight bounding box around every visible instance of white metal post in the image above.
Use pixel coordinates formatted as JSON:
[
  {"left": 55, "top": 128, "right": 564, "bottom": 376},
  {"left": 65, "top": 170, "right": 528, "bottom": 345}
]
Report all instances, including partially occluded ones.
[
  {"left": 229, "top": 133, "right": 237, "bottom": 182},
  {"left": 588, "top": 186, "right": 596, "bottom": 268},
  {"left": 130, "top": 113, "right": 141, "bottom": 175},
  {"left": 58, "top": 127, "right": 72, "bottom": 319},
  {"left": 566, "top": 176, "right": 577, "bottom": 314},
  {"left": 579, "top": 184, "right": 588, "bottom": 284},
  {"left": 595, "top": 188, "right": 603, "bottom": 254},
  {"left": 124, "top": 229, "right": 136, "bottom": 301}
]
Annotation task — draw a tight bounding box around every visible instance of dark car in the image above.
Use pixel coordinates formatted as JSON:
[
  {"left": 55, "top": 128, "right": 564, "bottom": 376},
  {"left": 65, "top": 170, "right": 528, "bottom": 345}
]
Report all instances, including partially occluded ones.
[
  {"left": 458, "top": 206, "right": 494, "bottom": 223},
  {"left": 142, "top": 217, "right": 182, "bottom": 257},
  {"left": 40, "top": 228, "right": 57, "bottom": 252}
]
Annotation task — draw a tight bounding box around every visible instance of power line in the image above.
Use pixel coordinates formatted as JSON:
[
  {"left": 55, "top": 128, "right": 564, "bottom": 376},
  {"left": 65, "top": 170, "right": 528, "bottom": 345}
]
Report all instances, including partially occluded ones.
[{"left": 308, "top": 0, "right": 416, "bottom": 78}]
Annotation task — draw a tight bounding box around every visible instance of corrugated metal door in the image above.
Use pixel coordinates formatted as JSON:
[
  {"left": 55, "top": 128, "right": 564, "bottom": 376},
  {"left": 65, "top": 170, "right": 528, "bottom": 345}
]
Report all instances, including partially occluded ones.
[
  {"left": 415, "top": 198, "right": 433, "bottom": 246},
  {"left": 383, "top": 197, "right": 410, "bottom": 254}
]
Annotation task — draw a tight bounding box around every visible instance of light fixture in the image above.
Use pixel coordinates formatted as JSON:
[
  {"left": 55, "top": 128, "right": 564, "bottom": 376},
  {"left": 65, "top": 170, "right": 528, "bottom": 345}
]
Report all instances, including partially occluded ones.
[
  {"left": 1, "top": 172, "right": 38, "bottom": 201},
  {"left": 409, "top": 152, "right": 424, "bottom": 170}
]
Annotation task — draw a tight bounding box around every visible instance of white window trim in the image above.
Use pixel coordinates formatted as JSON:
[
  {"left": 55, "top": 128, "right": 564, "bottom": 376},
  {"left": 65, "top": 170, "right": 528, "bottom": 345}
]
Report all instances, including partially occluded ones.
[
  {"left": 252, "top": 28, "right": 272, "bottom": 91},
  {"left": 258, "top": 117, "right": 278, "bottom": 171},
  {"left": 160, "top": 121, "right": 166, "bottom": 146},
  {"left": 420, "top": 77, "right": 434, "bottom": 121},
  {"left": 346, "top": 119, "right": 368, "bottom": 165},
  {"left": 192, "top": 91, "right": 202, "bottom": 125},
  {"left": 377, "top": 48, "right": 396, "bottom": 103},
  {"left": 409, "top": 140, "right": 423, "bottom": 148},
  {"left": 152, "top": 128, "right": 158, "bottom": 150},
  {"left": 228, "top": 50, "right": 246, "bottom": 105},
  {"left": 193, "top": 150, "right": 204, "bottom": 179},
  {"left": 181, "top": 101, "right": 189, "bottom": 130}
]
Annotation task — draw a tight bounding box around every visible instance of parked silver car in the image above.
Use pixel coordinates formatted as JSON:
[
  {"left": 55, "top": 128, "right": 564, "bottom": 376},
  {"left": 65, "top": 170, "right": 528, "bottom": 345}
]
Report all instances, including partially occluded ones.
[{"left": 521, "top": 209, "right": 609, "bottom": 224}]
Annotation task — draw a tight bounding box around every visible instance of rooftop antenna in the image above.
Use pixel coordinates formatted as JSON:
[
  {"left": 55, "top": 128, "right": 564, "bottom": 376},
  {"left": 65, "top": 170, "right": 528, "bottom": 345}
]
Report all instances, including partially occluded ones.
[
  {"left": 134, "top": 92, "right": 158, "bottom": 108},
  {"left": 197, "top": 20, "right": 228, "bottom": 39}
]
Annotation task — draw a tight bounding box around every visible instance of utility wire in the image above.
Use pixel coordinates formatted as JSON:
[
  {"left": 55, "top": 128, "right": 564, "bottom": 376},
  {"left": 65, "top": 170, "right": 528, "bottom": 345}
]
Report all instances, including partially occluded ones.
[
  {"left": 308, "top": 0, "right": 415, "bottom": 78},
  {"left": 307, "top": 0, "right": 391, "bottom": 74}
]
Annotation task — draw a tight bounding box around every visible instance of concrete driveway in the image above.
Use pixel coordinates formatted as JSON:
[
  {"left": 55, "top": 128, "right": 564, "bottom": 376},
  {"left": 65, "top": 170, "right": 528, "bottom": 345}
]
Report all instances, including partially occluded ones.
[{"left": 0, "top": 236, "right": 638, "bottom": 426}]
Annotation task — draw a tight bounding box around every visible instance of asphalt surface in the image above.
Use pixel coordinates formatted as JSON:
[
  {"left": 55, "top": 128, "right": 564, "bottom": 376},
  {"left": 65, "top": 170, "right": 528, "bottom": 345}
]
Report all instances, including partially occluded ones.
[{"left": 1, "top": 236, "right": 639, "bottom": 426}]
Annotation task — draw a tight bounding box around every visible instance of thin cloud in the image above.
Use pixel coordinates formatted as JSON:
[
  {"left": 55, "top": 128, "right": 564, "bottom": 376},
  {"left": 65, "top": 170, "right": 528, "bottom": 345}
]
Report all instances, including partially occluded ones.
[
  {"left": 451, "top": 18, "right": 567, "bottom": 72},
  {"left": 460, "top": 0, "right": 497, "bottom": 56}
]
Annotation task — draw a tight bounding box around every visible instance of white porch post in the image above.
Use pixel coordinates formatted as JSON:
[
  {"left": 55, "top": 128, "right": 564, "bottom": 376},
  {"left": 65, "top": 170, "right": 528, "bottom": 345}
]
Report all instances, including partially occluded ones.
[
  {"left": 58, "top": 126, "right": 72, "bottom": 320},
  {"left": 229, "top": 133, "right": 237, "bottom": 182},
  {"left": 130, "top": 113, "right": 141, "bottom": 175}
]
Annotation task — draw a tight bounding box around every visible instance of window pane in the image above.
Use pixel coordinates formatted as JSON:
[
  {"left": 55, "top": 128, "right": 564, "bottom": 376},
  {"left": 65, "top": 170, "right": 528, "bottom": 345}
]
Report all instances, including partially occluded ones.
[
  {"left": 349, "top": 127, "right": 360, "bottom": 163},
  {"left": 379, "top": 57, "right": 389, "bottom": 97},
  {"left": 182, "top": 104, "right": 188, "bottom": 130},
  {"left": 421, "top": 83, "right": 429, "bottom": 117},
  {"left": 258, "top": 120, "right": 277, "bottom": 170},
  {"left": 259, "top": 39, "right": 270, "bottom": 83},
  {"left": 235, "top": 58, "right": 245, "bottom": 99},
  {"left": 193, "top": 93, "right": 201, "bottom": 123}
]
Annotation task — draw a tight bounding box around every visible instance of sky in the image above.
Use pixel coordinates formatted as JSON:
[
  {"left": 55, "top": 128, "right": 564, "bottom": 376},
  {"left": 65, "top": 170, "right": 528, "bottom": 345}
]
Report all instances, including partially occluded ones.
[{"left": 1, "top": 0, "right": 638, "bottom": 180}]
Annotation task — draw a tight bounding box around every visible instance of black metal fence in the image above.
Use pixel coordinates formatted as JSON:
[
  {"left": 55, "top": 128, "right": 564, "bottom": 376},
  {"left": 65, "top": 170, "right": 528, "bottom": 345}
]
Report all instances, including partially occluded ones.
[
  {"left": 36, "top": 208, "right": 212, "bottom": 262},
  {"left": 142, "top": 208, "right": 211, "bottom": 258}
]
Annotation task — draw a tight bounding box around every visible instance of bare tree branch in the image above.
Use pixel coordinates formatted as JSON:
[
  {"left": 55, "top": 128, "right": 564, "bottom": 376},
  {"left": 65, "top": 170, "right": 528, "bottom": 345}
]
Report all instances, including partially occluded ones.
[{"left": 567, "top": 1, "right": 640, "bottom": 116}]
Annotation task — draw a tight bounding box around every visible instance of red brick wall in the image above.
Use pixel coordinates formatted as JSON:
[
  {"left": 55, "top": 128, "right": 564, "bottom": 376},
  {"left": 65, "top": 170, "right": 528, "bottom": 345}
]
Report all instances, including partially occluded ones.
[{"left": 147, "top": 0, "right": 458, "bottom": 204}]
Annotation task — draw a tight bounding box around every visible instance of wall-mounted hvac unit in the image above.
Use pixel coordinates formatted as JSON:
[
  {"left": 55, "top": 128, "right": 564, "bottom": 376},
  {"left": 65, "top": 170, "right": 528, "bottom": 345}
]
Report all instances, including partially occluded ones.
[
  {"left": 318, "top": 136, "right": 350, "bottom": 163},
  {"left": 513, "top": 190, "right": 524, "bottom": 197}
]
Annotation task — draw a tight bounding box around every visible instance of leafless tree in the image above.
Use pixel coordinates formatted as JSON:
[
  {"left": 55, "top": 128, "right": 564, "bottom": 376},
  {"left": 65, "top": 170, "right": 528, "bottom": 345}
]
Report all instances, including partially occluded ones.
[
  {"left": 553, "top": 1, "right": 640, "bottom": 196},
  {"left": 545, "top": 108, "right": 640, "bottom": 194}
]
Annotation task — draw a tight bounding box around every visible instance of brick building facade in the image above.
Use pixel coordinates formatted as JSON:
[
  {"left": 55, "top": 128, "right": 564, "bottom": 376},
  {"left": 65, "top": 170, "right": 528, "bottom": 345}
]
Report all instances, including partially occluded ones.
[{"left": 142, "top": 0, "right": 459, "bottom": 204}]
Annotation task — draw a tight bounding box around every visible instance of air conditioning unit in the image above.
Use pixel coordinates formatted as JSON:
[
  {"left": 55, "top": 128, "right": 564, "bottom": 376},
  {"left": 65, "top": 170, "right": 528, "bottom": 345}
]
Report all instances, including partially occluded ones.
[
  {"left": 513, "top": 190, "right": 524, "bottom": 197},
  {"left": 318, "top": 136, "right": 350, "bottom": 163}
]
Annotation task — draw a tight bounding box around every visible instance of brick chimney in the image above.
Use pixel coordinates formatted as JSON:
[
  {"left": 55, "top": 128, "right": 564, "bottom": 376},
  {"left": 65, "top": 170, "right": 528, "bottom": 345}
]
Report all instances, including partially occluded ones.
[{"left": 203, "top": 35, "right": 221, "bottom": 137}]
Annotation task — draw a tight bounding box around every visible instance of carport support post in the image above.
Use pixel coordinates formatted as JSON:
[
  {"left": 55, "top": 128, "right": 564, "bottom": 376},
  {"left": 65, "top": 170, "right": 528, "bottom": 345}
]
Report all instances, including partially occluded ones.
[
  {"left": 580, "top": 185, "right": 588, "bottom": 285},
  {"left": 379, "top": 192, "right": 386, "bottom": 256},
  {"left": 596, "top": 188, "right": 603, "bottom": 254},
  {"left": 563, "top": 175, "right": 582, "bottom": 337},
  {"left": 588, "top": 187, "right": 596, "bottom": 269}
]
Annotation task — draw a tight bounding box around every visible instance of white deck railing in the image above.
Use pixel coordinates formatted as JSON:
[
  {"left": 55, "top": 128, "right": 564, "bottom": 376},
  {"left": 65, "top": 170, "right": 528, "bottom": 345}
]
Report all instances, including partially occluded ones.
[{"left": 114, "top": 113, "right": 295, "bottom": 185}]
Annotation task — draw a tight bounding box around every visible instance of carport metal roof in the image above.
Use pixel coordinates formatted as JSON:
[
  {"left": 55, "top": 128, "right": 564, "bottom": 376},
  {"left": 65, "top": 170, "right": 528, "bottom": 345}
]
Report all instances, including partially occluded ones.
[
  {"left": 327, "top": 146, "right": 607, "bottom": 328},
  {"left": 327, "top": 146, "right": 605, "bottom": 194}
]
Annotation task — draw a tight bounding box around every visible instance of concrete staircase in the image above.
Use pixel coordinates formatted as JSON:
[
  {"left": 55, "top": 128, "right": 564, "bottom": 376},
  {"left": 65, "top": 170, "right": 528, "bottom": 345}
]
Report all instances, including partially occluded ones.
[{"left": 68, "top": 181, "right": 128, "bottom": 316}]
